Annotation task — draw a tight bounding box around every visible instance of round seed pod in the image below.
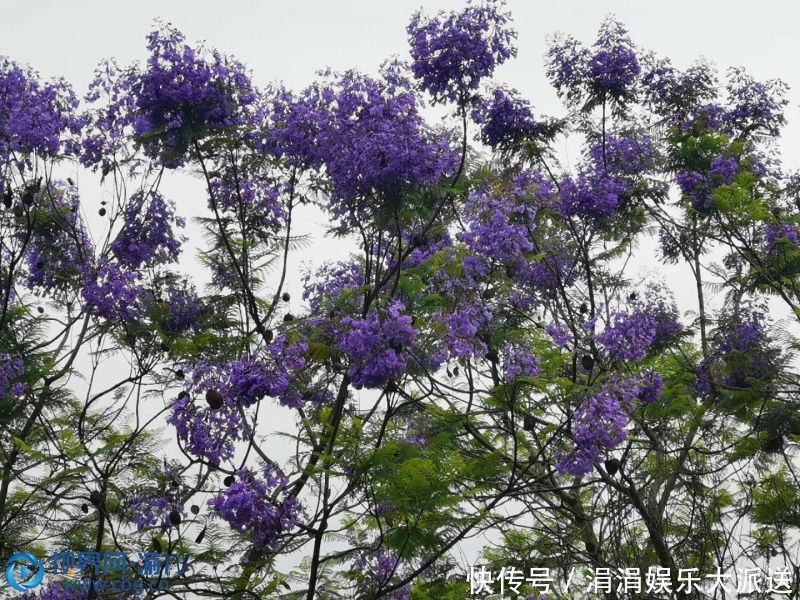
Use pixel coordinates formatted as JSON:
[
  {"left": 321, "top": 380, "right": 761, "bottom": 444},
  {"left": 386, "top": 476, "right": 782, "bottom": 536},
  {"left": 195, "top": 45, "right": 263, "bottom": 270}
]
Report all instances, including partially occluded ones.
[
  {"left": 283, "top": 313, "right": 294, "bottom": 322},
  {"left": 281, "top": 292, "right": 290, "bottom": 302},
  {"left": 169, "top": 510, "right": 182, "bottom": 527},
  {"left": 99, "top": 207, "right": 106, "bottom": 216},
  {"left": 604, "top": 458, "right": 621, "bottom": 476},
  {"left": 190, "top": 504, "right": 200, "bottom": 515},
  {"left": 223, "top": 475, "right": 235, "bottom": 487},
  {"left": 81, "top": 503, "right": 89, "bottom": 514},
  {"left": 205, "top": 389, "right": 224, "bottom": 410},
  {"left": 581, "top": 355, "right": 595, "bottom": 371},
  {"left": 89, "top": 490, "right": 103, "bottom": 506}
]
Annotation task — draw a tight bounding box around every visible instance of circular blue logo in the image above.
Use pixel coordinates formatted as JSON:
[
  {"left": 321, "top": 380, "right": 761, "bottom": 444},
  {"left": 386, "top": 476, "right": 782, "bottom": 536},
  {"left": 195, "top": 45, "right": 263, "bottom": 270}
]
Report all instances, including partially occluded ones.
[{"left": 5, "top": 552, "right": 44, "bottom": 593}]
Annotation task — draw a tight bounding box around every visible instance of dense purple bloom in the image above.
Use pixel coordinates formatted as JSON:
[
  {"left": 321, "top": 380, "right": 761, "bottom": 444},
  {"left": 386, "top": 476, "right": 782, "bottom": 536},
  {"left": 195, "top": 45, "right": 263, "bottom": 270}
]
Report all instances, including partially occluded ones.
[
  {"left": 266, "top": 65, "right": 455, "bottom": 220},
  {"left": 407, "top": 0, "right": 516, "bottom": 102},
  {"left": 765, "top": 221, "right": 800, "bottom": 252},
  {"left": 547, "top": 323, "right": 573, "bottom": 348},
  {"left": 438, "top": 297, "right": 492, "bottom": 360},
  {"left": 131, "top": 25, "right": 258, "bottom": 166},
  {"left": 322, "top": 65, "right": 456, "bottom": 216},
  {"left": 695, "top": 311, "right": 778, "bottom": 396},
  {"left": 502, "top": 343, "right": 541, "bottom": 382},
  {"left": 167, "top": 362, "right": 252, "bottom": 463},
  {"left": 82, "top": 260, "right": 145, "bottom": 322},
  {"left": 303, "top": 261, "right": 364, "bottom": 314},
  {"left": 676, "top": 154, "right": 736, "bottom": 211},
  {"left": 209, "top": 464, "right": 302, "bottom": 549},
  {"left": 641, "top": 57, "right": 718, "bottom": 123},
  {"left": 338, "top": 299, "right": 419, "bottom": 389},
  {"left": 209, "top": 177, "right": 283, "bottom": 232},
  {"left": 558, "top": 376, "right": 641, "bottom": 475},
  {"left": 0, "top": 57, "right": 83, "bottom": 164},
  {"left": 596, "top": 311, "right": 656, "bottom": 361},
  {"left": 21, "top": 583, "right": 89, "bottom": 600},
  {"left": 638, "top": 373, "right": 664, "bottom": 404},
  {"left": 559, "top": 173, "right": 628, "bottom": 221},
  {"left": 723, "top": 67, "right": 787, "bottom": 136},
  {"left": 471, "top": 87, "right": 550, "bottom": 149},
  {"left": 586, "top": 19, "right": 640, "bottom": 100},
  {"left": 0, "top": 353, "right": 24, "bottom": 399},
  {"left": 160, "top": 285, "right": 203, "bottom": 336},
  {"left": 459, "top": 176, "right": 537, "bottom": 262},
  {"left": 111, "top": 191, "right": 183, "bottom": 268},
  {"left": 24, "top": 181, "right": 94, "bottom": 296},
  {"left": 547, "top": 17, "right": 639, "bottom": 108}
]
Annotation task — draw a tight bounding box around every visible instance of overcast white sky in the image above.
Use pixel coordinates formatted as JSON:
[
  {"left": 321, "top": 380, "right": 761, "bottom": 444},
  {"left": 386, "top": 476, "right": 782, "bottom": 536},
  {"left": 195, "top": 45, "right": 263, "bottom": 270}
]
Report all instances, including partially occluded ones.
[{"left": 2, "top": 0, "right": 800, "bottom": 579}]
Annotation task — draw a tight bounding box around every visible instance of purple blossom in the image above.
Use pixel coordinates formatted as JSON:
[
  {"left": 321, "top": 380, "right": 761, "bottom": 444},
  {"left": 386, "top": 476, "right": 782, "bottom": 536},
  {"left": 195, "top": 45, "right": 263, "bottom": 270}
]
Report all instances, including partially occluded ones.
[
  {"left": 459, "top": 176, "right": 537, "bottom": 262},
  {"left": 111, "top": 190, "right": 183, "bottom": 268},
  {"left": 502, "top": 343, "right": 541, "bottom": 382},
  {"left": 338, "top": 299, "right": 418, "bottom": 389},
  {"left": 0, "top": 57, "right": 83, "bottom": 164},
  {"left": 723, "top": 67, "right": 787, "bottom": 136},
  {"left": 558, "top": 376, "right": 642, "bottom": 475},
  {"left": 131, "top": 24, "right": 259, "bottom": 166},
  {"left": 586, "top": 19, "right": 640, "bottom": 100},
  {"left": 547, "top": 17, "right": 639, "bottom": 108},
  {"left": 596, "top": 311, "right": 656, "bottom": 361},
  {"left": 21, "top": 583, "right": 90, "bottom": 600},
  {"left": 471, "top": 87, "right": 551, "bottom": 149},
  {"left": 209, "top": 464, "right": 302, "bottom": 549},
  {"left": 765, "top": 221, "right": 800, "bottom": 252},
  {"left": 546, "top": 323, "right": 573, "bottom": 348},
  {"left": 1, "top": 353, "right": 25, "bottom": 399},
  {"left": 209, "top": 177, "right": 283, "bottom": 233},
  {"left": 82, "top": 260, "right": 145, "bottom": 322},
  {"left": 24, "top": 181, "right": 94, "bottom": 296},
  {"left": 407, "top": 0, "right": 516, "bottom": 102},
  {"left": 131, "top": 495, "right": 184, "bottom": 530}
]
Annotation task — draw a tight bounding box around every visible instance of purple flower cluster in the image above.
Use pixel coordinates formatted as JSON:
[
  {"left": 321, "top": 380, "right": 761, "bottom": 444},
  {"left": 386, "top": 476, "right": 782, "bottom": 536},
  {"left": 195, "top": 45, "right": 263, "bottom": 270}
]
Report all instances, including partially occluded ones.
[
  {"left": 471, "top": 87, "right": 549, "bottom": 149},
  {"left": 765, "top": 221, "right": 800, "bottom": 253},
  {"left": 130, "top": 495, "right": 183, "bottom": 530},
  {"left": 724, "top": 67, "right": 787, "bottom": 137},
  {"left": 21, "top": 583, "right": 90, "bottom": 600},
  {"left": 80, "top": 59, "right": 138, "bottom": 168},
  {"left": 0, "top": 57, "right": 83, "bottom": 164},
  {"left": 558, "top": 376, "right": 642, "bottom": 475},
  {"left": 547, "top": 17, "right": 639, "bottom": 108},
  {"left": 82, "top": 260, "right": 144, "bottom": 322},
  {"left": 111, "top": 191, "right": 183, "bottom": 269},
  {"left": 676, "top": 154, "right": 737, "bottom": 211},
  {"left": 502, "top": 343, "right": 541, "bottom": 382},
  {"left": 338, "top": 300, "right": 419, "bottom": 389},
  {"left": 695, "top": 311, "right": 776, "bottom": 396},
  {"left": 407, "top": 0, "right": 516, "bottom": 102},
  {"left": 438, "top": 297, "right": 492, "bottom": 360},
  {"left": 209, "top": 464, "right": 302, "bottom": 549},
  {"left": 24, "top": 182, "right": 94, "bottom": 296},
  {"left": 0, "top": 353, "right": 25, "bottom": 399},
  {"left": 559, "top": 136, "right": 658, "bottom": 222},
  {"left": 559, "top": 173, "right": 629, "bottom": 221},
  {"left": 209, "top": 177, "right": 283, "bottom": 233},
  {"left": 641, "top": 57, "right": 718, "bottom": 123},
  {"left": 547, "top": 323, "right": 573, "bottom": 349},
  {"left": 167, "top": 362, "right": 252, "bottom": 463},
  {"left": 160, "top": 285, "right": 203, "bottom": 336},
  {"left": 459, "top": 179, "right": 536, "bottom": 262},
  {"left": 132, "top": 25, "right": 258, "bottom": 166},
  {"left": 596, "top": 311, "right": 656, "bottom": 361},
  {"left": 266, "top": 65, "right": 455, "bottom": 219},
  {"left": 303, "top": 261, "right": 364, "bottom": 314}
]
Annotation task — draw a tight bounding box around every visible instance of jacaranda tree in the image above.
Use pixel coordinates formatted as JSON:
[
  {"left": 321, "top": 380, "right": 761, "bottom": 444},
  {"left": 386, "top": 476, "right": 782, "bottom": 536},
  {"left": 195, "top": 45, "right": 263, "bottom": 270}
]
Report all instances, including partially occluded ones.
[{"left": 1, "top": 1, "right": 798, "bottom": 598}]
